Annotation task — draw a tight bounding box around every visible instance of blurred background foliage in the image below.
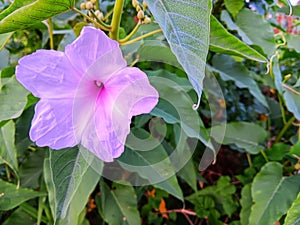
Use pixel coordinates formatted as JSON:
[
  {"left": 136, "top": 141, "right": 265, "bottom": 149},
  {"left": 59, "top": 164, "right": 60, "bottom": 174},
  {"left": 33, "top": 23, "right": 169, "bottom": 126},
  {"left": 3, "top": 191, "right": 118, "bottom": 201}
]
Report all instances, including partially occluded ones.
[{"left": 0, "top": 0, "right": 300, "bottom": 224}]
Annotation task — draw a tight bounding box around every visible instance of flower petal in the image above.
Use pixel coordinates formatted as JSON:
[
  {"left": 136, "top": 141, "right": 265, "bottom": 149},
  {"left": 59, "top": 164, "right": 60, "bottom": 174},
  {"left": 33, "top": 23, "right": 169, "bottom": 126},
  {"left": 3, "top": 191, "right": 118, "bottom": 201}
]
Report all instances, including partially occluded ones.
[
  {"left": 80, "top": 67, "right": 158, "bottom": 161},
  {"left": 16, "top": 50, "right": 80, "bottom": 99},
  {"left": 65, "top": 26, "right": 121, "bottom": 74},
  {"left": 85, "top": 48, "right": 126, "bottom": 82},
  {"left": 30, "top": 99, "right": 78, "bottom": 149}
]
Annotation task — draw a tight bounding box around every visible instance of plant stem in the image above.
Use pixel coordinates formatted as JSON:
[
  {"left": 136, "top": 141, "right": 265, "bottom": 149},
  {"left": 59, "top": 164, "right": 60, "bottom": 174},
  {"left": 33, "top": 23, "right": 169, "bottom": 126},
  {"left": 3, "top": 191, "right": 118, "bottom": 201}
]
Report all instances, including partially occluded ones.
[
  {"left": 278, "top": 95, "right": 287, "bottom": 125},
  {"left": 119, "top": 29, "right": 162, "bottom": 45},
  {"left": 72, "top": 7, "right": 111, "bottom": 31},
  {"left": 246, "top": 153, "right": 253, "bottom": 167},
  {"left": 275, "top": 116, "right": 296, "bottom": 143},
  {"left": 48, "top": 18, "right": 54, "bottom": 50},
  {"left": 89, "top": 10, "right": 112, "bottom": 30},
  {"left": 109, "top": 0, "right": 124, "bottom": 40},
  {"left": 260, "top": 150, "right": 269, "bottom": 162},
  {"left": 119, "top": 21, "right": 141, "bottom": 43}
]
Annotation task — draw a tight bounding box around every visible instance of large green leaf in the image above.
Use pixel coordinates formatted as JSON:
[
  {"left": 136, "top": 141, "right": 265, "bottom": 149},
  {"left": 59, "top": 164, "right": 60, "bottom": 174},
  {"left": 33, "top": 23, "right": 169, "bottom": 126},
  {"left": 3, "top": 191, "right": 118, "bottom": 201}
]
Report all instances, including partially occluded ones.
[
  {"left": 240, "top": 184, "right": 252, "bottom": 225},
  {"left": 149, "top": 75, "right": 210, "bottom": 146},
  {"left": 2, "top": 208, "right": 36, "bottom": 225},
  {"left": 0, "top": 32, "right": 13, "bottom": 50},
  {"left": 146, "top": 0, "right": 211, "bottom": 100},
  {"left": 19, "top": 150, "right": 45, "bottom": 189},
  {"left": 210, "top": 15, "right": 267, "bottom": 62},
  {"left": 0, "top": 120, "right": 18, "bottom": 174},
  {"left": 0, "top": 0, "right": 74, "bottom": 33},
  {"left": 210, "top": 54, "right": 268, "bottom": 108},
  {"left": 249, "top": 162, "right": 300, "bottom": 225},
  {"left": 284, "top": 192, "right": 300, "bottom": 225},
  {"left": 224, "top": 0, "right": 244, "bottom": 18},
  {"left": 98, "top": 182, "right": 140, "bottom": 225},
  {"left": 0, "top": 76, "right": 28, "bottom": 122},
  {"left": 118, "top": 128, "right": 183, "bottom": 200},
  {"left": 283, "top": 85, "right": 300, "bottom": 120},
  {"left": 0, "top": 179, "right": 46, "bottom": 210},
  {"left": 210, "top": 122, "right": 267, "bottom": 154},
  {"left": 44, "top": 146, "right": 103, "bottom": 224},
  {"left": 286, "top": 34, "right": 300, "bottom": 53},
  {"left": 221, "top": 9, "right": 276, "bottom": 57}
]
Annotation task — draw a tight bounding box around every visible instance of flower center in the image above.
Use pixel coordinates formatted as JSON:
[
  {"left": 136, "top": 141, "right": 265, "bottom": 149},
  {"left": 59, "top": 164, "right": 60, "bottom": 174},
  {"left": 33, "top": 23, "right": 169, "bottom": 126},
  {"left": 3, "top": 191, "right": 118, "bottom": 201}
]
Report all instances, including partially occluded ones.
[{"left": 94, "top": 80, "right": 104, "bottom": 89}]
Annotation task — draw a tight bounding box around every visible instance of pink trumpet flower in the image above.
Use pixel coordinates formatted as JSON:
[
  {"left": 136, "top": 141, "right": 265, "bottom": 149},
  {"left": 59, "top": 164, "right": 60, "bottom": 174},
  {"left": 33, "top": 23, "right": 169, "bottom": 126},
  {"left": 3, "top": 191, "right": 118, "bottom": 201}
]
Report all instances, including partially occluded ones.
[{"left": 16, "top": 26, "right": 159, "bottom": 162}]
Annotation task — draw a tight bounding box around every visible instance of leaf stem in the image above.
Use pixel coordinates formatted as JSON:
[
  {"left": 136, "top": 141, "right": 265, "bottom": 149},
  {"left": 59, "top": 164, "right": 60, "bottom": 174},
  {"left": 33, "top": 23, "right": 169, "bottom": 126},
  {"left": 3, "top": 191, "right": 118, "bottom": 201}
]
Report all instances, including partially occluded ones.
[
  {"left": 275, "top": 116, "right": 296, "bottom": 143},
  {"left": 246, "top": 153, "right": 253, "bottom": 167},
  {"left": 89, "top": 10, "right": 112, "bottom": 30},
  {"left": 283, "top": 83, "right": 300, "bottom": 95},
  {"left": 72, "top": 7, "right": 111, "bottom": 31},
  {"left": 260, "top": 150, "right": 269, "bottom": 162},
  {"left": 278, "top": 95, "right": 287, "bottom": 125},
  {"left": 119, "top": 21, "right": 142, "bottom": 43},
  {"left": 119, "top": 29, "right": 162, "bottom": 45},
  {"left": 47, "top": 18, "right": 54, "bottom": 50},
  {"left": 109, "top": 0, "right": 124, "bottom": 40},
  {"left": 20, "top": 202, "right": 48, "bottom": 224}
]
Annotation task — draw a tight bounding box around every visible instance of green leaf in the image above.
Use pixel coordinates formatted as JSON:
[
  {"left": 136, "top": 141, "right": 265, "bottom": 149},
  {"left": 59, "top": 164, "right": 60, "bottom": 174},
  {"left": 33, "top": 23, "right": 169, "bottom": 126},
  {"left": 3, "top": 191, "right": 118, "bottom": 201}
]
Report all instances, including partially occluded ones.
[
  {"left": 240, "top": 184, "right": 252, "bottom": 225},
  {"left": 0, "top": 0, "right": 35, "bottom": 20},
  {"left": 266, "top": 143, "right": 290, "bottom": 161},
  {"left": 19, "top": 150, "right": 45, "bottom": 189},
  {"left": 0, "top": 32, "right": 13, "bottom": 50},
  {"left": 146, "top": 0, "right": 211, "bottom": 99},
  {"left": 0, "top": 76, "right": 28, "bottom": 122},
  {"left": 210, "top": 122, "right": 268, "bottom": 154},
  {"left": 210, "top": 54, "right": 268, "bottom": 108},
  {"left": 186, "top": 176, "right": 238, "bottom": 216},
  {"left": 119, "top": 128, "right": 183, "bottom": 200},
  {"left": 2, "top": 208, "right": 36, "bottom": 225},
  {"left": 0, "top": 179, "right": 46, "bottom": 210},
  {"left": 149, "top": 76, "right": 210, "bottom": 147},
  {"left": 98, "top": 182, "right": 141, "bottom": 225},
  {"left": 0, "top": 120, "right": 18, "bottom": 174},
  {"left": 286, "top": 34, "right": 300, "bottom": 53},
  {"left": 283, "top": 85, "right": 300, "bottom": 120},
  {"left": 221, "top": 9, "right": 276, "bottom": 57},
  {"left": 224, "top": 0, "right": 244, "bottom": 18},
  {"left": 0, "top": 0, "right": 74, "bottom": 33},
  {"left": 284, "top": 192, "right": 300, "bottom": 225},
  {"left": 177, "top": 158, "right": 197, "bottom": 191},
  {"left": 210, "top": 15, "right": 267, "bottom": 62},
  {"left": 249, "top": 162, "right": 300, "bottom": 225},
  {"left": 146, "top": 69, "right": 192, "bottom": 92},
  {"left": 44, "top": 146, "right": 103, "bottom": 224}
]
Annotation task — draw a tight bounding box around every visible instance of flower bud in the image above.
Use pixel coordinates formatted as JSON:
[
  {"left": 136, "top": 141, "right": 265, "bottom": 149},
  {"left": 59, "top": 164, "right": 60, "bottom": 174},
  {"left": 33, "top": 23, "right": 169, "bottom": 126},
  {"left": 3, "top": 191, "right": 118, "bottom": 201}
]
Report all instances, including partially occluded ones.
[
  {"left": 137, "top": 10, "right": 144, "bottom": 19},
  {"left": 132, "top": 0, "right": 138, "bottom": 8},
  {"left": 143, "top": 16, "right": 151, "bottom": 24},
  {"left": 95, "top": 10, "right": 104, "bottom": 20},
  {"left": 142, "top": 1, "right": 148, "bottom": 9},
  {"left": 80, "top": 2, "right": 86, "bottom": 10},
  {"left": 136, "top": 5, "right": 141, "bottom": 12},
  {"left": 86, "top": 1, "right": 94, "bottom": 10}
]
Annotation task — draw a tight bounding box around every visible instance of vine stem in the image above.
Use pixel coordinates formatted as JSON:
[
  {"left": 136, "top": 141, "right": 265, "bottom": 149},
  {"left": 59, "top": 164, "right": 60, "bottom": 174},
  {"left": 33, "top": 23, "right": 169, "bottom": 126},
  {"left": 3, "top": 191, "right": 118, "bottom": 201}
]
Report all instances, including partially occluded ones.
[
  {"left": 119, "top": 29, "right": 162, "bottom": 45},
  {"left": 275, "top": 116, "right": 296, "bottom": 143},
  {"left": 110, "top": 0, "right": 124, "bottom": 40}
]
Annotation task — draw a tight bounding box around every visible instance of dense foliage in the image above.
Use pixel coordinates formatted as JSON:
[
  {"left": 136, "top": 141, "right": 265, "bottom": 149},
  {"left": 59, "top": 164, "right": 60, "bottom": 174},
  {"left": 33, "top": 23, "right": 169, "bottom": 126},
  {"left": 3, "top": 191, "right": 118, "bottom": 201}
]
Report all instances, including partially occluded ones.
[{"left": 0, "top": 0, "right": 300, "bottom": 224}]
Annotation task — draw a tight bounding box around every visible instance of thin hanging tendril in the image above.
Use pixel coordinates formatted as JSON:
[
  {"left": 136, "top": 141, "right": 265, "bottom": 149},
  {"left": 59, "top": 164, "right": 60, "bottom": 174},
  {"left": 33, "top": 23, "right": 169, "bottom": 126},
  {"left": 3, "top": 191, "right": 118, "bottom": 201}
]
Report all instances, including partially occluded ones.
[
  {"left": 192, "top": 97, "right": 201, "bottom": 110},
  {"left": 287, "top": 0, "right": 293, "bottom": 16}
]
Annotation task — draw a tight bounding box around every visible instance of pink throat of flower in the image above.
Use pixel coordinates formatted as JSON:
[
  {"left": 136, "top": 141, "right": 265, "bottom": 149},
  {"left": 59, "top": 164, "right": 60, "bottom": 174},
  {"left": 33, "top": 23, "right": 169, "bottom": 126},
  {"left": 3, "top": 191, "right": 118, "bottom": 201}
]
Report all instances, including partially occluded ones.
[{"left": 94, "top": 80, "right": 104, "bottom": 89}]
